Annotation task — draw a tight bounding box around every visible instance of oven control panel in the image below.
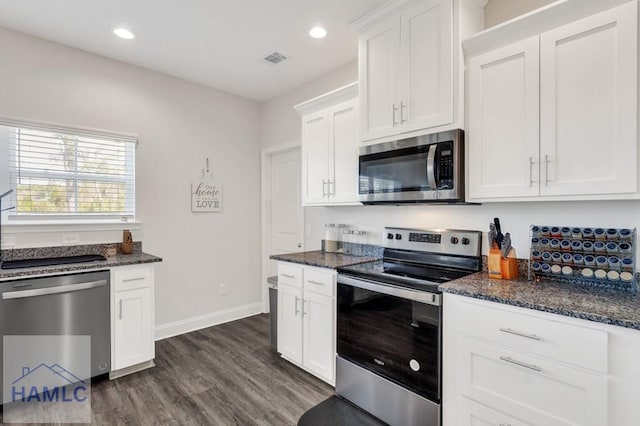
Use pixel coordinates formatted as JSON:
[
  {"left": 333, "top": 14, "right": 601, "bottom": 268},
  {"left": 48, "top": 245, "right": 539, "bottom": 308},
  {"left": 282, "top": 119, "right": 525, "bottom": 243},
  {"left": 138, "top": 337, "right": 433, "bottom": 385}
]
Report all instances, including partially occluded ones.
[
  {"left": 409, "top": 232, "right": 441, "bottom": 244},
  {"left": 384, "top": 227, "right": 482, "bottom": 257}
]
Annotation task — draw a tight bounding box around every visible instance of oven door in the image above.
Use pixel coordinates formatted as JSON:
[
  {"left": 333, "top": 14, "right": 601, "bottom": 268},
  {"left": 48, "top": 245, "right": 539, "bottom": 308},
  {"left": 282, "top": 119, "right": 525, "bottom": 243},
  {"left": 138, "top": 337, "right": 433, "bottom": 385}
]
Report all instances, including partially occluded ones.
[{"left": 337, "top": 274, "right": 441, "bottom": 403}]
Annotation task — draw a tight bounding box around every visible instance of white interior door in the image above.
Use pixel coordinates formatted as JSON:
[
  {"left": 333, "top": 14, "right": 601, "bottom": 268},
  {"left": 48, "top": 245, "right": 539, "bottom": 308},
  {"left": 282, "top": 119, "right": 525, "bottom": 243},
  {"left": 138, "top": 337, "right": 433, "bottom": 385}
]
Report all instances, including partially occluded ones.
[{"left": 268, "top": 147, "right": 304, "bottom": 279}]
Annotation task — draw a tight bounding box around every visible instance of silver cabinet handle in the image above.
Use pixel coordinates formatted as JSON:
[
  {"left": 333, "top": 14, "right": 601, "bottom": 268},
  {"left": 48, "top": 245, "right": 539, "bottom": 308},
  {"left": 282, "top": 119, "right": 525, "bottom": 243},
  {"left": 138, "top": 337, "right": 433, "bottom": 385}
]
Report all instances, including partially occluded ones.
[
  {"left": 307, "top": 280, "right": 324, "bottom": 286},
  {"left": 327, "top": 180, "right": 335, "bottom": 196},
  {"left": 119, "top": 299, "right": 123, "bottom": 320},
  {"left": 400, "top": 101, "right": 406, "bottom": 124},
  {"left": 499, "top": 327, "right": 542, "bottom": 341},
  {"left": 322, "top": 179, "right": 327, "bottom": 197},
  {"left": 392, "top": 104, "right": 399, "bottom": 126},
  {"left": 544, "top": 154, "right": 551, "bottom": 186},
  {"left": 294, "top": 296, "right": 300, "bottom": 316},
  {"left": 303, "top": 300, "right": 308, "bottom": 317},
  {"left": 2, "top": 280, "right": 107, "bottom": 300},
  {"left": 500, "top": 356, "right": 542, "bottom": 372},
  {"left": 529, "top": 156, "right": 538, "bottom": 187},
  {"left": 122, "top": 276, "right": 146, "bottom": 283},
  {"left": 281, "top": 273, "right": 295, "bottom": 279}
]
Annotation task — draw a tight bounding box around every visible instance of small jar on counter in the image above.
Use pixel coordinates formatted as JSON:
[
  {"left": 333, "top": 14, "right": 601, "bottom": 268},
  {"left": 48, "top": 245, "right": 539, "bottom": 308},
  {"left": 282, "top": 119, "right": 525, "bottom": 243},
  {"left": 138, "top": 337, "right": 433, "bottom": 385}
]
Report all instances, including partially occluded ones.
[{"left": 324, "top": 224, "right": 348, "bottom": 253}]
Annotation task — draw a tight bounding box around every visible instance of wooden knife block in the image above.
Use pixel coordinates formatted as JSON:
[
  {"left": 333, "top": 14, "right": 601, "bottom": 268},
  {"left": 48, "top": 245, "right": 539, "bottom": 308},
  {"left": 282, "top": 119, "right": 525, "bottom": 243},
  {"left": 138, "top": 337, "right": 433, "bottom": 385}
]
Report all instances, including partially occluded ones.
[{"left": 489, "top": 248, "right": 519, "bottom": 280}]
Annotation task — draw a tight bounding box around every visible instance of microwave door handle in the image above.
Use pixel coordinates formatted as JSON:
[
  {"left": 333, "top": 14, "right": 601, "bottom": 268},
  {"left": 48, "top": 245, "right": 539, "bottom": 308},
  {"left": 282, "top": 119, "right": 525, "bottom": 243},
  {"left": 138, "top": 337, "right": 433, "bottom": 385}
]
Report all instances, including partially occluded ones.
[{"left": 426, "top": 145, "right": 437, "bottom": 190}]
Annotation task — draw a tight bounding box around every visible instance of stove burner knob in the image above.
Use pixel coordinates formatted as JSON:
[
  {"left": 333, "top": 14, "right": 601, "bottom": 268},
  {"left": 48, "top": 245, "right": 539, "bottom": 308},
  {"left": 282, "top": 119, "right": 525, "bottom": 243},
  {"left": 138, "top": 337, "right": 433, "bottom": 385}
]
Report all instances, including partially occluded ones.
[
  {"left": 461, "top": 237, "right": 470, "bottom": 245},
  {"left": 395, "top": 233, "right": 402, "bottom": 240},
  {"left": 387, "top": 233, "right": 394, "bottom": 240},
  {"left": 450, "top": 236, "right": 459, "bottom": 245}
]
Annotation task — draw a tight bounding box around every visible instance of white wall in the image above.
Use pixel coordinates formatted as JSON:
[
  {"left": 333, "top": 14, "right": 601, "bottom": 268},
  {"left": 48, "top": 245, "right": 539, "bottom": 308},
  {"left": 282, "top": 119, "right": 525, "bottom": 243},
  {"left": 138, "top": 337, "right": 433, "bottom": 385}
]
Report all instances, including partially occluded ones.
[
  {"left": 260, "top": 60, "right": 358, "bottom": 150},
  {"left": 0, "top": 27, "right": 263, "bottom": 334}
]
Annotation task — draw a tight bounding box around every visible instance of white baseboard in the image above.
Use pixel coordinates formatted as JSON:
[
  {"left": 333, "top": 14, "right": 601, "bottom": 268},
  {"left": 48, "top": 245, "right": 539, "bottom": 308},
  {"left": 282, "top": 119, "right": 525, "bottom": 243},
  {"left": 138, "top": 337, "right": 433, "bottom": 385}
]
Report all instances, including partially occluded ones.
[{"left": 154, "top": 302, "right": 263, "bottom": 341}]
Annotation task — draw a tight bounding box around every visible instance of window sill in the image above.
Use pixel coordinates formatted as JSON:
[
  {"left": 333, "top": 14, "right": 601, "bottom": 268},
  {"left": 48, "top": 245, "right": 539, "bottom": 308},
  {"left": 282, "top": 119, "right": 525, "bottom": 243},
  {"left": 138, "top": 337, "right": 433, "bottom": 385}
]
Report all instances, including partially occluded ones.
[{"left": 2, "top": 220, "right": 143, "bottom": 234}]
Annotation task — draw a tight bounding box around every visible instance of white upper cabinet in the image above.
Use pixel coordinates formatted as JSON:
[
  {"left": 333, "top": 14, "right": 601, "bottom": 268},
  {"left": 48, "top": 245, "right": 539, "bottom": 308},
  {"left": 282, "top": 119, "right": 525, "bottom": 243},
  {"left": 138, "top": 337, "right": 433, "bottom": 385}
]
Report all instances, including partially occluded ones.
[
  {"left": 468, "top": 36, "right": 540, "bottom": 198},
  {"left": 355, "top": 0, "right": 483, "bottom": 144},
  {"left": 359, "top": 19, "right": 400, "bottom": 140},
  {"left": 296, "top": 83, "right": 360, "bottom": 206},
  {"left": 466, "top": 0, "right": 638, "bottom": 202},
  {"left": 301, "top": 111, "right": 329, "bottom": 204},
  {"left": 539, "top": 2, "right": 638, "bottom": 196},
  {"left": 398, "top": 0, "right": 453, "bottom": 133}
]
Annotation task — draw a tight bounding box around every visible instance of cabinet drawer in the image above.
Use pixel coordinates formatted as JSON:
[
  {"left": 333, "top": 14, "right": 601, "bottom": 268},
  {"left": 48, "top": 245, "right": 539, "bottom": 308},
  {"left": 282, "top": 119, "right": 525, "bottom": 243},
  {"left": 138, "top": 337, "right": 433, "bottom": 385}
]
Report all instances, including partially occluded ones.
[
  {"left": 112, "top": 266, "right": 152, "bottom": 292},
  {"left": 457, "top": 299, "right": 608, "bottom": 373},
  {"left": 459, "top": 337, "right": 607, "bottom": 426},
  {"left": 303, "top": 266, "right": 335, "bottom": 297},
  {"left": 278, "top": 263, "right": 303, "bottom": 288}
]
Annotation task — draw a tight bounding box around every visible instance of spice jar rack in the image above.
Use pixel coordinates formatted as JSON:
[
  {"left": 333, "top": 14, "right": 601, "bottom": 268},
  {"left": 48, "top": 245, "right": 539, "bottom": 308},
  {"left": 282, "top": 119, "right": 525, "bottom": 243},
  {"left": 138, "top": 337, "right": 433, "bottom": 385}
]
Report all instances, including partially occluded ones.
[{"left": 528, "top": 225, "right": 637, "bottom": 294}]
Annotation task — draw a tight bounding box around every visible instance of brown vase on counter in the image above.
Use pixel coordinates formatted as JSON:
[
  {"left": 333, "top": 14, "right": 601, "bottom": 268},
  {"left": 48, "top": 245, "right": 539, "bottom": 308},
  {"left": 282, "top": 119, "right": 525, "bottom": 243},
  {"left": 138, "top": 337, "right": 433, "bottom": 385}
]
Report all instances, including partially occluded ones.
[{"left": 121, "top": 230, "right": 134, "bottom": 254}]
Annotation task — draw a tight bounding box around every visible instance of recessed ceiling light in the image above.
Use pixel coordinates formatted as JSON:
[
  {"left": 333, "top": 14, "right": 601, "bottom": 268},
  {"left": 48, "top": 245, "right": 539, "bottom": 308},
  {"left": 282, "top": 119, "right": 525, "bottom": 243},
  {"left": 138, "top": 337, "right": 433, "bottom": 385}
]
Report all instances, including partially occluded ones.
[
  {"left": 309, "top": 26, "right": 327, "bottom": 39},
  {"left": 113, "top": 27, "right": 135, "bottom": 40}
]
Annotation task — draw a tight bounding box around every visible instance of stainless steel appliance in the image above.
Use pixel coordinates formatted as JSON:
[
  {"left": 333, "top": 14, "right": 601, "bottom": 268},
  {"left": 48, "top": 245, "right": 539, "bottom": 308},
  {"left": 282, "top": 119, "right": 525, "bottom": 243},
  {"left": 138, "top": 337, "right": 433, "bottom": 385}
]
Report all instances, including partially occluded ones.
[
  {"left": 358, "top": 129, "right": 464, "bottom": 204},
  {"left": 336, "top": 227, "right": 482, "bottom": 426},
  {"left": 0, "top": 270, "right": 111, "bottom": 402}
]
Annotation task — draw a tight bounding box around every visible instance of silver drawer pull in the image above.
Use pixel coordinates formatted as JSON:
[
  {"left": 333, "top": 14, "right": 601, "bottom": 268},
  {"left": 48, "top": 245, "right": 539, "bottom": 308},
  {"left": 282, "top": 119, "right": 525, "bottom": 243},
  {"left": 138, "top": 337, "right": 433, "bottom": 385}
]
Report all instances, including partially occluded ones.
[
  {"left": 499, "top": 356, "right": 542, "bottom": 372},
  {"left": 499, "top": 327, "right": 541, "bottom": 341},
  {"left": 281, "top": 273, "right": 295, "bottom": 279},
  {"left": 307, "top": 280, "right": 325, "bottom": 286}
]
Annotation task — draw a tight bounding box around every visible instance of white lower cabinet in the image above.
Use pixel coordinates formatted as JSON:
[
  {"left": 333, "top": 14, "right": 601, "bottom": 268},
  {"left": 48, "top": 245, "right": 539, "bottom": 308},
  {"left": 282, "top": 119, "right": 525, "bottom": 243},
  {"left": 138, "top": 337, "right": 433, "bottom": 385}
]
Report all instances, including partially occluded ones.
[
  {"left": 277, "top": 283, "right": 303, "bottom": 364},
  {"left": 458, "top": 396, "right": 527, "bottom": 426},
  {"left": 444, "top": 293, "right": 640, "bottom": 426},
  {"left": 111, "top": 265, "right": 155, "bottom": 374},
  {"left": 277, "top": 262, "right": 336, "bottom": 384}
]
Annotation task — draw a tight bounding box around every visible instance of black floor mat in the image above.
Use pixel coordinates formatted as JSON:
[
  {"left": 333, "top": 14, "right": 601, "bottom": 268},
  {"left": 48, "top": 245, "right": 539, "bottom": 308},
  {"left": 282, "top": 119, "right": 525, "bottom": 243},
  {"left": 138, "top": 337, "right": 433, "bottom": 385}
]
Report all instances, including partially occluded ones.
[{"left": 298, "top": 395, "right": 387, "bottom": 426}]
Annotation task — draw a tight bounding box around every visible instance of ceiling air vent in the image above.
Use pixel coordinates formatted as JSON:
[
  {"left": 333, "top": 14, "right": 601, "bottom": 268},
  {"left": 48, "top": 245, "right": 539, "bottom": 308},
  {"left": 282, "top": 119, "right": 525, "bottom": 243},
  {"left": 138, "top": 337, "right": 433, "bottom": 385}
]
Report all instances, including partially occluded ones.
[{"left": 264, "top": 51, "right": 287, "bottom": 64}]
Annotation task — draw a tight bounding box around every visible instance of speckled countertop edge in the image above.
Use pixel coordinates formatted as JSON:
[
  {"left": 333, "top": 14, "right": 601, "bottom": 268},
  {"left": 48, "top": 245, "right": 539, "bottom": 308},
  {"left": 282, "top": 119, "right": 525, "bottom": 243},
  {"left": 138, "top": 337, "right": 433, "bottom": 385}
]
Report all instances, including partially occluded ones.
[
  {"left": 0, "top": 251, "right": 162, "bottom": 281},
  {"left": 440, "top": 272, "right": 640, "bottom": 331},
  {"left": 270, "top": 250, "right": 379, "bottom": 269}
]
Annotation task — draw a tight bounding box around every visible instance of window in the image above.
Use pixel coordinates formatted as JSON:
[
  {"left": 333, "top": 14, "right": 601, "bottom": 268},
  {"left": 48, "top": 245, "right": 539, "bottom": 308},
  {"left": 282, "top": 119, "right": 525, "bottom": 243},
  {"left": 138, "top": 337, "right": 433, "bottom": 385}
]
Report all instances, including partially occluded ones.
[{"left": 0, "top": 120, "right": 136, "bottom": 220}]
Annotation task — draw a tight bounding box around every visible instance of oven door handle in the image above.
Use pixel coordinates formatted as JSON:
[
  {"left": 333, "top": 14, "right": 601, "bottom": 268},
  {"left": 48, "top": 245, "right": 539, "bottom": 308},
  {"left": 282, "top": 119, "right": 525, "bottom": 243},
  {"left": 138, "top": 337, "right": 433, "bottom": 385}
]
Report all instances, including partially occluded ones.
[
  {"left": 338, "top": 274, "right": 441, "bottom": 306},
  {"left": 426, "top": 144, "right": 438, "bottom": 190}
]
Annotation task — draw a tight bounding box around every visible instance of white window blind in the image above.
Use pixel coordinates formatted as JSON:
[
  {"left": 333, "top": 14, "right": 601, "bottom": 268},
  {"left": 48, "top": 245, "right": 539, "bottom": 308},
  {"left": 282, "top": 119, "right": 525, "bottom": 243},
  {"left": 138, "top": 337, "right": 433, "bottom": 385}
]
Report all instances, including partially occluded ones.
[{"left": 0, "top": 119, "right": 137, "bottom": 220}]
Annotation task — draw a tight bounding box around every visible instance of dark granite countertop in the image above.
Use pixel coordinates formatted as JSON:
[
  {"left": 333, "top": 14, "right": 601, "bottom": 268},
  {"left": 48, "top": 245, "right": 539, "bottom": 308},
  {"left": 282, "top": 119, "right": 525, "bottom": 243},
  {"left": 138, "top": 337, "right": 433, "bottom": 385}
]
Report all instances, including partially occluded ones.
[
  {"left": 0, "top": 251, "right": 162, "bottom": 281},
  {"left": 270, "top": 250, "right": 379, "bottom": 270},
  {"left": 440, "top": 272, "right": 640, "bottom": 331}
]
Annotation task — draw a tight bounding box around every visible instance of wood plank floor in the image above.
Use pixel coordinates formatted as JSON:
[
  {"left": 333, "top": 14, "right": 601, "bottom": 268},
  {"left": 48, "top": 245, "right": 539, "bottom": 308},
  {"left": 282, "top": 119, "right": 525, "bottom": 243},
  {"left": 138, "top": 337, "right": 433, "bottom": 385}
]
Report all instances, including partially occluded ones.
[{"left": 91, "top": 314, "right": 333, "bottom": 425}]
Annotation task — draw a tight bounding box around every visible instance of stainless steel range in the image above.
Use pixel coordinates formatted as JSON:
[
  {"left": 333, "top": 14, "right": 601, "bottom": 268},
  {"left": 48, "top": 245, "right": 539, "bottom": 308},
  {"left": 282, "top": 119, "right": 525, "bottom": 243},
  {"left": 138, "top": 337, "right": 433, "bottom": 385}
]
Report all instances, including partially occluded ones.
[{"left": 336, "top": 227, "right": 482, "bottom": 426}]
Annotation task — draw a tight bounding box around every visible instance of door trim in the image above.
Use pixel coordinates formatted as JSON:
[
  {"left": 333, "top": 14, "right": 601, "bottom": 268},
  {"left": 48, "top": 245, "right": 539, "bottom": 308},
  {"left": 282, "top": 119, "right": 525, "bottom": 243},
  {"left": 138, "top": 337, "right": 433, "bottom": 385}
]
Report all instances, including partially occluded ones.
[{"left": 261, "top": 141, "right": 304, "bottom": 313}]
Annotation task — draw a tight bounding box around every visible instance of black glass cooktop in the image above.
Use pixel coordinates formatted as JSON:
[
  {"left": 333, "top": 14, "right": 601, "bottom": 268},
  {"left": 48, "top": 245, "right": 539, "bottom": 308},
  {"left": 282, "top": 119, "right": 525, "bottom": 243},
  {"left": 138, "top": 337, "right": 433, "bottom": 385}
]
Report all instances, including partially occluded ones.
[{"left": 338, "top": 259, "right": 473, "bottom": 292}]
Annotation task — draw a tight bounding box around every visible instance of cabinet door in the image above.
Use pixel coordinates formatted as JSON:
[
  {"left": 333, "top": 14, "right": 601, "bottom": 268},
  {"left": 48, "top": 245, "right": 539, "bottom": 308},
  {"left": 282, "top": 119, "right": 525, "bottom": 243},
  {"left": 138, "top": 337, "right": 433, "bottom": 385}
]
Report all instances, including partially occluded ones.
[
  {"left": 458, "top": 338, "right": 607, "bottom": 426},
  {"left": 328, "top": 99, "right": 360, "bottom": 204},
  {"left": 458, "top": 396, "right": 529, "bottom": 426},
  {"left": 399, "top": 0, "right": 453, "bottom": 133},
  {"left": 277, "top": 283, "right": 303, "bottom": 364},
  {"left": 540, "top": 2, "right": 637, "bottom": 196},
  {"left": 359, "top": 16, "right": 401, "bottom": 142},
  {"left": 467, "top": 37, "right": 540, "bottom": 199},
  {"left": 301, "top": 111, "right": 329, "bottom": 205},
  {"left": 113, "top": 287, "right": 153, "bottom": 370},
  {"left": 302, "top": 291, "right": 335, "bottom": 383}
]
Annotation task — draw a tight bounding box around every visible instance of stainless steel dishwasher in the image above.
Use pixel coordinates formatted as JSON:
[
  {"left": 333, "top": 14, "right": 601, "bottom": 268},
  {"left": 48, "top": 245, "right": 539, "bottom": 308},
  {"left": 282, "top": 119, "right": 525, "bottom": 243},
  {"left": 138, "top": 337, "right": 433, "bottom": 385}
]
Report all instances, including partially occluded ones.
[{"left": 0, "top": 271, "right": 111, "bottom": 387}]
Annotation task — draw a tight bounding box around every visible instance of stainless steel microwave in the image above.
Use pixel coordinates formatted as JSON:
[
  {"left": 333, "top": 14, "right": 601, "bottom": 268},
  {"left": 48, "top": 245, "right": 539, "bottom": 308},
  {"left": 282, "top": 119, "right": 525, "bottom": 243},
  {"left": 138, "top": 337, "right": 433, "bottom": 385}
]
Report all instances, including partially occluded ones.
[{"left": 358, "top": 129, "right": 464, "bottom": 204}]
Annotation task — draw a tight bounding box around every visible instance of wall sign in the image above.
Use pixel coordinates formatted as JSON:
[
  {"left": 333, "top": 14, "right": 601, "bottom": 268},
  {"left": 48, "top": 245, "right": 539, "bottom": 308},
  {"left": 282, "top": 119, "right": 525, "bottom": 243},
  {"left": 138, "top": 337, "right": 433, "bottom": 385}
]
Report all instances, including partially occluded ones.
[{"left": 191, "top": 159, "right": 223, "bottom": 212}]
